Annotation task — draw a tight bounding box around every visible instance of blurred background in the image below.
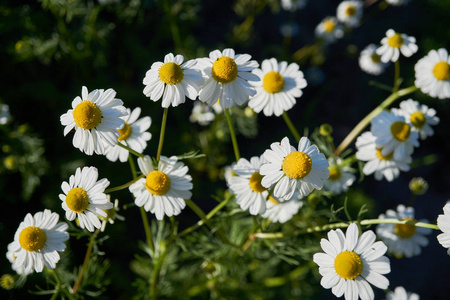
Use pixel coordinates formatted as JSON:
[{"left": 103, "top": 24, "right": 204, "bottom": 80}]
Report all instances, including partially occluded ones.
[{"left": 1, "top": 0, "right": 450, "bottom": 299}]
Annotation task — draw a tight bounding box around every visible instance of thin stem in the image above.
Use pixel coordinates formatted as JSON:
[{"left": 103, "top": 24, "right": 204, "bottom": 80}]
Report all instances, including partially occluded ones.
[
  {"left": 118, "top": 142, "right": 144, "bottom": 158},
  {"left": 72, "top": 229, "right": 99, "bottom": 294},
  {"left": 394, "top": 60, "right": 400, "bottom": 92},
  {"left": 104, "top": 174, "right": 145, "bottom": 194},
  {"left": 156, "top": 108, "right": 169, "bottom": 163},
  {"left": 334, "top": 85, "right": 418, "bottom": 157},
  {"left": 225, "top": 108, "right": 240, "bottom": 162},
  {"left": 49, "top": 269, "right": 61, "bottom": 300},
  {"left": 282, "top": 111, "right": 301, "bottom": 142}
]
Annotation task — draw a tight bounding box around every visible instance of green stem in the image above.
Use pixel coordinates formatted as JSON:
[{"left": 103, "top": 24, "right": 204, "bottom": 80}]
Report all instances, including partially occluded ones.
[
  {"left": 225, "top": 108, "right": 240, "bottom": 162},
  {"left": 72, "top": 230, "right": 99, "bottom": 294},
  {"left": 104, "top": 174, "right": 145, "bottom": 194},
  {"left": 334, "top": 85, "right": 418, "bottom": 157},
  {"left": 282, "top": 111, "right": 301, "bottom": 142},
  {"left": 149, "top": 239, "right": 169, "bottom": 299},
  {"left": 118, "top": 142, "right": 144, "bottom": 158},
  {"left": 156, "top": 108, "right": 169, "bottom": 163},
  {"left": 49, "top": 269, "right": 61, "bottom": 300},
  {"left": 394, "top": 60, "right": 400, "bottom": 92}
]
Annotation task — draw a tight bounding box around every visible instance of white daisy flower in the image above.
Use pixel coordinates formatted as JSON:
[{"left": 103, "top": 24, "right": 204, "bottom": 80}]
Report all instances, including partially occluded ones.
[
  {"left": 315, "top": 17, "right": 344, "bottom": 44},
  {"left": 376, "top": 29, "right": 418, "bottom": 63},
  {"left": 281, "top": 0, "right": 307, "bottom": 12},
  {"left": 129, "top": 155, "right": 192, "bottom": 220},
  {"left": 143, "top": 53, "right": 203, "bottom": 108},
  {"left": 196, "top": 48, "right": 260, "bottom": 109},
  {"left": 189, "top": 101, "right": 216, "bottom": 126},
  {"left": 59, "top": 166, "right": 113, "bottom": 232},
  {"left": 0, "top": 103, "right": 11, "bottom": 125},
  {"left": 370, "top": 110, "right": 419, "bottom": 161},
  {"left": 105, "top": 107, "right": 152, "bottom": 162},
  {"left": 248, "top": 58, "right": 307, "bottom": 117},
  {"left": 359, "top": 44, "right": 389, "bottom": 75},
  {"left": 260, "top": 136, "right": 329, "bottom": 201},
  {"left": 8, "top": 209, "right": 69, "bottom": 274},
  {"left": 262, "top": 193, "right": 303, "bottom": 223},
  {"left": 224, "top": 162, "right": 237, "bottom": 188},
  {"left": 6, "top": 242, "right": 33, "bottom": 275},
  {"left": 437, "top": 202, "right": 450, "bottom": 255},
  {"left": 228, "top": 155, "right": 269, "bottom": 215},
  {"left": 386, "top": 0, "right": 411, "bottom": 6},
  {"left": 376, "top": 205, "right": 431, "bottom": 258},
  {"left": 324, "top": 158, "right": 356, "bottom": 195},
  {"left": 100, "top": 197, "right": 125, "bottom": 232},
  {"left": 336, "top": 0, "right": 364, "bottom": 28},
  {"left": 60, "top": 86, "right": 128, "bottom": 155},
  {"left": 414, "top": 48, "right": 450, "bottom": 99},
  {"left": 356, "top": 131, "right": 411, "bottom": 182},
  {"left": 313, "top": 223, "right": 391, "bottom": 300},
  {"left": 394, "top": 99, "right": 439, "bottom": 140},
  {"left": 386, "top": 286, "right": 420, "bottom": 300}
]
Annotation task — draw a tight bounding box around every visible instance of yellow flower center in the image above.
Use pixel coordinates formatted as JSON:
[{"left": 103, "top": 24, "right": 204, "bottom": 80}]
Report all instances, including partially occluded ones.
[
  {"left": 145, "top": 170, "right": 171, "bottom": 196},
  {"left": 19, "top": 226, "right": 47, "bottom": 252},
  {"left": 328, "top": 165, "right": 341, "bottom": 181},
  {"left": 334, "top": 251, "right": 363, "bottom": 280},
  {"left": 390, "top": 121, "right": 411, "bottom": 142},
  {"left": 248, "top": 172, "right": 267, "bottom": 193},
  {"left": 323, "top": 19, "right": 335, "bottom": 33},
  {"left": 212, "top": 56, "right": 238, "bottom": 84},
  {"left": 118, "top": 122, "right": 132, "bottom": 141},
  {"left": 370, "top": 53, "right": 381, "bottom": 63},
  {"left": 394, "top": 218, "right": 417, "bottom": 239},
  {"left": 345, "top": 5, "right": 356, "bottom": 16},
  {"left": 410, "top": 111, "right": 426, "bottom": 129},
  {"left": 282, "top": 151, "right": 312, "bottom": 179},
  {"left": 263, "top": 71, "right": 285, "bottom": 94},
  {"left": 432, "top": 61, "right": 450, "bottom": 81},
  {"left": 268, "top": 196, "right": 279, "bottom": 205},
  {"left": 66, "top": 187, "right": 90, "bottom": 213},
  {"left": 158, "top": 62, "right": 184, "bottom": 85},
  {"left": 387, "top": 33, "right": 404, "bottom": 48},
  {"left": 375, "top": 148, "right": 394, "bottom": 161},
  {"left": 73, "top": 101, "right": 102, "bottom": 130}
]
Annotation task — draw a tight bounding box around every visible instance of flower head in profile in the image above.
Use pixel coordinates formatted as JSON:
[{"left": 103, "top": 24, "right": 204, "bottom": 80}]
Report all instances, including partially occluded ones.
[
  {"left": 143, "top": 53, "right": 203, "bottom": 108},
  {"left": 415, "top": 48, "right": 450, "bottom": 99},
  {"left": 336, "top": 0, "right": 363, "bottom": 28},
  {"left": 376, "top": 205, "right": 431, "bottom": 258},
  {"left": 248, "top": 58, "right": 307, "bottom": 117},
  {"left": 105, "top": 107, "right": 152, "bottom": 162},
  {"left": 260, "top": 136, "right": 329, "bottom": 201},
  {"left": 323, "top": 158, "right": 356, "bottom": 195},
  {"left": 60, "top": 86, "right": 128, "bottom": 155},
  {"left": 437, "top": 202, "right": 450, "bottom": 255},
  {"left": 59, "top": 166, "right": 113, "bottom": 232},
  {"left": 376, "top": 29, "right": 418, "bottom": 63},
  {"left": 8, "top": 210, "right": 69, "bottom": 274},
  {"left": 394, "top": 99, "right": 439, "bottom": 140},
  {"left": 313, "top": 223, "right": 391, "bottom": 300},
  {"left": 359, "top": 44, "right": 389, "bottom": 75},
  {"left": 0, "top": 103, "right": 11, "bottom": 125},
  {"left": 315, "top": 17, "right": 344, "bottom": 44},
  {"left": 99, "top": 197, "right": 125, "bottom": 232},
  {"left": 196, "top": 48, "right": 259, "bottom": 109},
  {"left": 386, "top": 286, "right": 420, "bottom": 300},
  {"left": 189, "top": 101, "right": 216, "bottom": 126},
  {"left": 262, "top": 193, "right": 303, "bottom": 223},
  {"left": 129, "top": 155, "right": 192, "bottom": 220}
]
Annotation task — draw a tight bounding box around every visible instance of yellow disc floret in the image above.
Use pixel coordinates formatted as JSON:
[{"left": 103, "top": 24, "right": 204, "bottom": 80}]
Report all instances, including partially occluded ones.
[
  {"left": 19, "top": 226, "right": 47, "bottom": 252},
  {"left": 394, "top": 218, "right": 417, "bottom": 239},
  {"left": 146, "top": 170, "right": 171, "bottom": 196},
  {"left": 345, "top": 5, "right": 356, "bottom": 16},
  {"left": 432, "top": 61, "right": 450, "bottom": 81},
  {"left": 282, "top": 151, "right": 312, "bottom": 179},
  {"left": 387, "top": 33, "right": 404, "bottom": 48},
  {"left": 248, "top": 172, "right": 267, "bottom": 193},
  {"left": 159, "top": 62, "right": 184, "bottom": 85},
  {"left": 66, "top": 187, "right": 90, "bottom": 213},
  {"left": 376, "top": 148, "right": 394, "bottom": 161},
  {"left": 118, "top": 122, "right": 132, "bottom": 141},
  {"left": 328, "top": 165, "right": 341, "bottom": 181},
  {"left": 390, "top": 121, "right": 411, "bottom": 142},
  {"left": 212, "top": 56, "right": 238, "bottom": 84},
  {"left": 323, "top": 19, "right": 335, "bottom": 33},
  {"left": 410, "top": 111, "right": 426, "bottom": 129},
  {"left": 334, "top": 251, "right": 363, "bottom": 280},
  {"left": 371, "top": 53, "right": 381, "bottom": 63},
  {"left": 268, "top": 196, "right": 280, "bottom": 205},
  {"left": 73, "top": 101, "right": 102, "bottom": 130},
  {"left": 263, "top": 71, "right": 285, "bottom": 94}
]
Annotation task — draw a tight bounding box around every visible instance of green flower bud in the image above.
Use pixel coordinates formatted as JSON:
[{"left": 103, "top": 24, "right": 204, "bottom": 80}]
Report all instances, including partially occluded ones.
[{"left": 409, "top": 177, "right": 428, "bottom": 196}]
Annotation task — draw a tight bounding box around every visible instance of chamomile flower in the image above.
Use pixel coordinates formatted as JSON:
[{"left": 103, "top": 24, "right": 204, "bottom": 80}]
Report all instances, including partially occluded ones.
[
  {"left": 336, "top": 0, "right": 363, "bottom": 28},
  {"left": 359, "top": 44, "right": 389, "bottom": 75},
  {"left": 100, "top": 197, "right": 125, "bottom": 232},
  {"left": 370, "top": 110, "right": 419, "bottom": 161},
  {"left": 324, "top": 158, "right": 356, "bottom": 195},
  {"left": 129, "top": 155, "right": 192, "bottom": 220},
  {"left": 376, "top": 29, "right": 418, "bottom": 63},
  {"left": 313, "top": 223, "right": 391, "bottom": 300},
  {"left": 394, "top": 99, "right": 439, "bottom": 140},
  {"left": 0, "top": 104, "right": 11, "bottom": 125},
  {"left": 60, "top": 86, "right": 128, "bottom": 155},
  {"left": 8, "top": 210, "right": 69, "bottom": 274},
  {"left": 386, "top": 0, "right": 411, "bottom": 6},
  {"left": 105, "top": 107, "right": 152, "bottom": 162},
  {"left": 59, "top": 166, "right": 113, "bottom": 232},
  {"left": 356, "top": 132, "right": 411, "bottom": 182},
  {"left": 224, "top": 162, "right": 237, "bottom": 188},
  {"left": 386, "top": 286, "right": 419, "bottom": 300},
  {"left": 248, "top": 58, "right": 307, "bottom": 117},
  {"left": 262, "top": 193, "right": 303, "bottom": 223},
  {"left": 281, "top": 0, "right": 307, "bottom": 11},
  {"left": 437, "top": 202, "right": 450, "bottom": 255},
  {"left": 376, "top": 205, "right": 431, "bottom": 258},
  {"left": 260, "top": 136, "right": 329, "bottom": 201},
  {"left": 315, "top": 17, "right": 344, "bottom": 44},
  {"left": 196, "top": 48, "right": 260, "bottom": 109},
  {"left": 6, "top": 242, "right": 32, "bottom": 275},
  {"left": 414, "top": 48, "right": 450, "bottom": 99},
  {"left": 143, "top": 53, "right": 203, "bottom": 108},
  {"left": 228, "top": 155, "right": 269, "bottom": 215},
  {"left": 189, "top": 101, "right": 216, "bottom": 126}
]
